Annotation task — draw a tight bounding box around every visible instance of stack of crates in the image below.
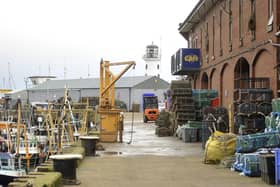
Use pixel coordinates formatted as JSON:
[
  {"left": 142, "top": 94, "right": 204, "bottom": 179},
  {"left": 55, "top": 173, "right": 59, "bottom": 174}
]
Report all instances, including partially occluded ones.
[
  {"left": 182, "top": 121, "right": 202, "bottom": 143},
  {"left": 170, "top": 80, "right": 195, "bottom": 128},
  {"left": 233, "top": 78, "right": 273, "bottom": 135}
]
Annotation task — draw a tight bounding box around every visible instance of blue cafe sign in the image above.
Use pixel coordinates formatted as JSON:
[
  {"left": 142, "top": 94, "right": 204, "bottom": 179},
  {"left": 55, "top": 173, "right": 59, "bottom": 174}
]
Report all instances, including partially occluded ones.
[{"left": 180, "top": 48, "right": 201, "bottom": 70}]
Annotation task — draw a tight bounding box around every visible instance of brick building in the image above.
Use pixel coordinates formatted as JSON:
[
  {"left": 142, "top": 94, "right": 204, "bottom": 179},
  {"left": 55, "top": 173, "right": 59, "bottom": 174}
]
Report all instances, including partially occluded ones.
[{"left": 178, "top": 0, "right": 280, "bottom": 108}]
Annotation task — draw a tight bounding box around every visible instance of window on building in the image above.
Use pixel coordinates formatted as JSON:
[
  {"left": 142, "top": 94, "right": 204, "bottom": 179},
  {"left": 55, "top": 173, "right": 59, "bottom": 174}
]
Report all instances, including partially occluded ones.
[
  {"left": 239, "top": 0, "right": 243, "bottom": 46},
  {"left": 205, "top": 22, "right": 209, "bottom": 63},
  {"left": 229, "top": 0, "right": 232, "bottom": 51},
  {"left": 206, "top": 22, "right": 209, "bottom": 52},
  {"left": 157, "top": 64, "right": 159, "bottom": 70},
  {"left": 145, "top": 64, "right": 148, "bottom": 70},
  {"left": 200, "top": 28, "right": 203, "bottom": 65},
  {"left": 267, "top": 0, "right": 273, "bottom": 32},
  {"left": 200, "top": 28, "right": 203, "bottom": 48},
  {"left": 250, "top": 0, "right": 256, "bottom": 40},
  {"left": 212, "top": 15, "right": 215, "bottom": 60},
  {"left": 219, "top": 9, "right": 223, "bottom": 56}
]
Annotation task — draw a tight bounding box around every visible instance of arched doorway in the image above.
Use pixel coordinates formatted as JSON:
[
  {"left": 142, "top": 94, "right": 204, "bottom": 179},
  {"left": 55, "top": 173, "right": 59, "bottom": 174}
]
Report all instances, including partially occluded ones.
[
  {"left": 193, "top": 74, "right": 198, "bottom": 89},
  {"left": 252, "top": 49, "right": 273, "bottom": 89},
  {"left": 234, "top": 58, "right": 250, "bottom": 89},
  {"left": 201, "top": 72, "right": 209, "bottom": 89},
  {"left": 209, "top": 68, "right": 217, "bottom": 89}
]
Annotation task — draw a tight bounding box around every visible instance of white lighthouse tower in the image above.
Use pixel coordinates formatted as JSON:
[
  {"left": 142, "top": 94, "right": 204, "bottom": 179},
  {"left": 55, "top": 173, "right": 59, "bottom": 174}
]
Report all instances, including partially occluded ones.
[{"left": 143, "top": 42, "right": 161, "bottom": 77}]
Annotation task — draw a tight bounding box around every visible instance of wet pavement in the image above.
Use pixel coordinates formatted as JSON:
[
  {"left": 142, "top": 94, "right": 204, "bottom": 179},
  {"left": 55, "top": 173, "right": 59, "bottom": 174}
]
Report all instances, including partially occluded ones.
[
  {"left": 98, "top": 113, "right": 203, "bottom": 157},
  {"left": 65, "top": 113, "right": 270, "bottom": 187}
]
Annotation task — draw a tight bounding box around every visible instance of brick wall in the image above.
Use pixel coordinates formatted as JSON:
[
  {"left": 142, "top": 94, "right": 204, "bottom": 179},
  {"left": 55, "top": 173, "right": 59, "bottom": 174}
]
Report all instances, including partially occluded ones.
[{"left": 182, "top": 0, "right": 279, "bottom": 107}]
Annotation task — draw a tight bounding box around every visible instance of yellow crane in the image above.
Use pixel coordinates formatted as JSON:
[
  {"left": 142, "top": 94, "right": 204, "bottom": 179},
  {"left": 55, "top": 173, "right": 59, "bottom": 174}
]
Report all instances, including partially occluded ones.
[{"left": 98, "top": 60, "right": 135, "bottom": 142}]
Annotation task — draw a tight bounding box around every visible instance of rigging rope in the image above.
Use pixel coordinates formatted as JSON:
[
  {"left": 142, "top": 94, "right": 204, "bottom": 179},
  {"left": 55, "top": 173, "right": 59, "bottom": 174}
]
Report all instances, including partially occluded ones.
[{"left": 127, "top": 65, "right": 136, "bottom": 144}]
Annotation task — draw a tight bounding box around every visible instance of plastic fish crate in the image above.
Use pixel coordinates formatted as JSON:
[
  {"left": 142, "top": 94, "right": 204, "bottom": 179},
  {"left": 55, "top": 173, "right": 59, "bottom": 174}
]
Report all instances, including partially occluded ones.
[
  {"left": 182, "top": 127, "right": 199, "bottom": 143},
  {"left": 232, "top": 153, "right": 245, "bottom": 172},
  {"left": 242, "top": 153, "right": 261, "bottom": 177},
  {"left": 272, "top": 98, "right": 280, "bottom": 112},
  {"left": 192, "top": 89, "right": 218, "bottom": 99},
  {"left": 236, "top": 132, "right": 280, "bottom": 153},
  {"left": 186, "top": 121, "right": 202, "bottom": 128},
  {"left": 259, "top": 154, "right": 275, "bottom": 185},
  {"left": 194, "top": 98, "right": 211, "bottom": 109}
]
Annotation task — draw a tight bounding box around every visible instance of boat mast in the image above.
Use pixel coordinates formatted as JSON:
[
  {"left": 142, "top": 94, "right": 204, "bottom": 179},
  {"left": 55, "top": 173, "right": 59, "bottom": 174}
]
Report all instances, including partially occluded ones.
[{"left": 16, "top": 100, "right": 21, "bottom": 155}]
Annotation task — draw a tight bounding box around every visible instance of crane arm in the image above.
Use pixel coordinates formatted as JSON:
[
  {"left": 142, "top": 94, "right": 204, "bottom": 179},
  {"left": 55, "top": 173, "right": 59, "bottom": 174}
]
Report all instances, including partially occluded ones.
[{"left": 100, "top": 61, "right": 135, "bottom": 96}]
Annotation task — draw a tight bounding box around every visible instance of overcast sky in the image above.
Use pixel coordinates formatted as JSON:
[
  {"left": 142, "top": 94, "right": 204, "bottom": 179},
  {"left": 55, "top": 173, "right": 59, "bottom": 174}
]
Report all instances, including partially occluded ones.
[{"left": 0, "top": 0, "right": 199, "bottom": 89}]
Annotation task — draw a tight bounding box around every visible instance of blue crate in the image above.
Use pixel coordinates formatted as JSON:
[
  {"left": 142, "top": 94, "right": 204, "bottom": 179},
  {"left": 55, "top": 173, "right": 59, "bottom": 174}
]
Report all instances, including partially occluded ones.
[
  {"left": 236, "top": 132, "right": 280, "bottom": 153},
  {"left": 275, "top": 148, "right": 280, "bottom": 185}
]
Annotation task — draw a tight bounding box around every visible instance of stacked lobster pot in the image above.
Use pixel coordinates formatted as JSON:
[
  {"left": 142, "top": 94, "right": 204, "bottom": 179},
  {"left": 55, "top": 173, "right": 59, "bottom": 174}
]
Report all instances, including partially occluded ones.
[
  {"left": 233, "top": 77, "right": 272, "bottom": 135},
  {"left": 202, "top": 106, "right": 229, "bottom": 149},
  {"left": 170, "top": 80, "right": 195, "bottom": 130},
  {"left": 155, "top": 111, "right": 173, "bottom": 137}
]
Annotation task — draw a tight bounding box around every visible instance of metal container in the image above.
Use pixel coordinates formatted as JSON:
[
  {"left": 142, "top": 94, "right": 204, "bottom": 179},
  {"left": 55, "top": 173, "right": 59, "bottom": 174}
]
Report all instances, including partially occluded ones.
[
  {"left": 80, "top": 136, "right": 99, "bottom": 156},
  {"left": 171, "top": 48, "right": 201, "bottom": 75},
  {"left": 50, "top": 154, "right": 82, "bottom": 185}
]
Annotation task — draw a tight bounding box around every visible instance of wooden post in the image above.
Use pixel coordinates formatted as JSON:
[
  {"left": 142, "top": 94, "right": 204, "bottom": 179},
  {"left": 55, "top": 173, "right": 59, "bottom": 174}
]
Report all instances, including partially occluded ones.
[{"left": 228, "top": 104, "right": 234, "bottom": 133}]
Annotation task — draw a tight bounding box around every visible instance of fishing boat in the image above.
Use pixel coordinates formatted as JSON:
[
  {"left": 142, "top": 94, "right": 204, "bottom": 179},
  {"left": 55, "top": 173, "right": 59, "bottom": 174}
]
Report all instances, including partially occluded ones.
[{"left": 0, "top": 137, "right": 26, "bottom": 186}]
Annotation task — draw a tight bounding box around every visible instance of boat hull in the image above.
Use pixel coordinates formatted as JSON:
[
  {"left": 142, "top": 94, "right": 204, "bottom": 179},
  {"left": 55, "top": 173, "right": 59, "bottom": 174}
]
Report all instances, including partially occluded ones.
[{"left": 0, "top": 169, "right": 26, "bottom": 186}]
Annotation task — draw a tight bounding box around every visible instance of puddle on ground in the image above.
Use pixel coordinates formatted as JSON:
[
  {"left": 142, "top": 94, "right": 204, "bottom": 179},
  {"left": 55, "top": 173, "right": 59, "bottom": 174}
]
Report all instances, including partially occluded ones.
[
  {"left": 126, "top": 130, "right": 136, "bottom": 133},
  {"left": 102, "top": 151, "right": 123, "bottom": 156}
]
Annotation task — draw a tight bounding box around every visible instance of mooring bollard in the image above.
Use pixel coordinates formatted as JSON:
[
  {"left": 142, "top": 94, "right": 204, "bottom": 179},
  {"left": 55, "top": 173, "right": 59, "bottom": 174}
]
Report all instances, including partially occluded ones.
[
  {"left": 79, "top": 136, "right": 100, "bottom": 156},
  {"left": 50, "top": 154, "right": 82, "bottom": 185}
]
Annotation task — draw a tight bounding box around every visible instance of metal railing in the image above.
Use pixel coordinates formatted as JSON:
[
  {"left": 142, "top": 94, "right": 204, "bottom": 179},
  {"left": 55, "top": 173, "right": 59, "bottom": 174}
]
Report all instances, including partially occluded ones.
[{"left": 234, "top": 77, "right": 270, "bottom": 89}]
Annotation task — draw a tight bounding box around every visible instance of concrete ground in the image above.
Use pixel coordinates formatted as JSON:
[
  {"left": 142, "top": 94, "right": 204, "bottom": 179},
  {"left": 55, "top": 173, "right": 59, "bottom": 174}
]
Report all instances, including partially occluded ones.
[{"left": 67, "top": 113, "right": 270, "bottom": 187}]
